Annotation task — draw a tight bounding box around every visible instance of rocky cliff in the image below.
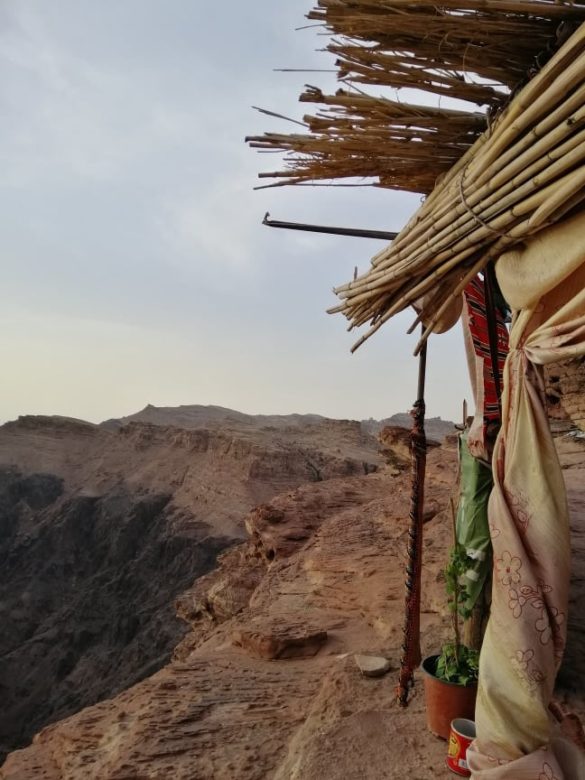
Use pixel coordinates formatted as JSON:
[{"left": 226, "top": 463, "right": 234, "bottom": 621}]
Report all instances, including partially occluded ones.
[
  {"left": 0, "top": 468, "right": 228, "bottom": 762},
  {"left": 546, "top": 357, "right": 585, "bottom": 431},
  {"left": 2, "top": 431, "right": 584, "bottom": 779},
  {"left": 0, "top": 411, "right": 382, "bottom": 762}
]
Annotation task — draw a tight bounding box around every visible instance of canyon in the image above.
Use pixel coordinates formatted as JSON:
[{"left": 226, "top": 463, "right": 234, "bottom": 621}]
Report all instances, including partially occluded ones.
[
  {"left": 0, "top": 404, "right": 583, "bottom": 778},
  {"left": 0, "top": 406, "right": 386, "bottom": 762}
]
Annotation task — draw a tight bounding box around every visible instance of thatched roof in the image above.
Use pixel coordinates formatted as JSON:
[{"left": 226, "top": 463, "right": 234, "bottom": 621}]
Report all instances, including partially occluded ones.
[
  {"left": 247, "top": 3, "right": 585, "bottom": 351},
  {"left": 247, "top": 1, "right": 585, "bottom": 193},
  {"left": 333, "top": 23, "right": 585, "bottom": 350}
]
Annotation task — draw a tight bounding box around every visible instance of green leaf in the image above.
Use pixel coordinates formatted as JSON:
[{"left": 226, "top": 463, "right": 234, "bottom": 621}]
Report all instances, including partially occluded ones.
[{"left": 434, "top": 644, "right": 479, "bottom": 686}]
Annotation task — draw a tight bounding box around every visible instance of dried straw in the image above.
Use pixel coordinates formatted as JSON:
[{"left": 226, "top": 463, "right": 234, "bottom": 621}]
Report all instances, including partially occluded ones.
[
  {"left": 247, "top": 87, "right": 485, "bottom": 193},
  {"left": 247, "top": 0, "right": 585, "bottom": 193},
  {"left": 332, "top": 24, "right": 585, "bottom": 352}
]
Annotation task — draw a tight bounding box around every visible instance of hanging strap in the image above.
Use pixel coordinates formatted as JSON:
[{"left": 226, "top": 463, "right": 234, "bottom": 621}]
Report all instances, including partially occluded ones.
[{"left": 483, "top": 262, "right": 503, "bottom": 419}]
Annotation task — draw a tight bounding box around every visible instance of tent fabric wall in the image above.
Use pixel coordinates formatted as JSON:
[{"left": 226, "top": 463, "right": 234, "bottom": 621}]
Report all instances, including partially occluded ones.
[{"left": 467, "top": 211, "right": 585, "bottom": 778}]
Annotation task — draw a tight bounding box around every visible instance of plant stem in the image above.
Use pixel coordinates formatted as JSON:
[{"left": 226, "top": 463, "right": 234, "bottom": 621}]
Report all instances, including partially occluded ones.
[{"left": 450, "top": 497, "right": 461, "bottom": 666}]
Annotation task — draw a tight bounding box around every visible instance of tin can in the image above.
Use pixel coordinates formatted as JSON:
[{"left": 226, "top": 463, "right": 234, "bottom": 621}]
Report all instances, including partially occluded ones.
[{"left": 446, "top": 718, "right": 476, "bottom": 776}]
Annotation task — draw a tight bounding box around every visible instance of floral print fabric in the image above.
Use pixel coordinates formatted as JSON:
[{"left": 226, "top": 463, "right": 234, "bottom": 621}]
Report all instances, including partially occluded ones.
[{"left": 467, "top": 213, "right": 585, "bottom": 779}]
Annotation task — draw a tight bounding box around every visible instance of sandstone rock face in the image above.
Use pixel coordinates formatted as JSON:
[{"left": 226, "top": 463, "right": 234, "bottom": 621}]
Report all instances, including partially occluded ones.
[
  {"left": 377, "top": 425, "right": 441, "bottom": 470},
  {"left": 0, "top": 466, "right": 231, "bottom": 764},
  {"left": 377, "top": 425, "right": 412, "bottom": 469},
  {"left": 0, "top": 410, "right": 383, "bottom": 761},
  {"left": 362, "top": 413, "right": 454, "bottom": 442},
  {"left": 232, "top": 624, "right": 328, "bottom": 660},
  {"left": 546, "top": 357, "right": 585, "bottom": 431},
  {"left": 0, "top": 444, "right": 469, "bottom": 779},
  {"left": 243, "top": 478, "right": 389, "bottom": 562},
  {"left": 558, "top": 434, "right": 585, "bottom": 691},
  {"left": 2, "top": 418, "right": 583, "bottom": 780}
]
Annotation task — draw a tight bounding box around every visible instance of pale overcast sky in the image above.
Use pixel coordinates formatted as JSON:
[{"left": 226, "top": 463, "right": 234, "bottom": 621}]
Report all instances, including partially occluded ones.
[{"left": 1, "top": 1, "right": 471, "bottom": 424}]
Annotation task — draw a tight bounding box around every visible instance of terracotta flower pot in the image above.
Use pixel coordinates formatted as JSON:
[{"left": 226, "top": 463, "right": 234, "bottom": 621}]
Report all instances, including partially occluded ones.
[{"left": 421, "top": 655, "right": 477, "bottom": 740}]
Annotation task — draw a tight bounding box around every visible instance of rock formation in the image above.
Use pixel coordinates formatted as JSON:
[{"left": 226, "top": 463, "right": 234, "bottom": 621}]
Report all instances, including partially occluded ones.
[
  {"left": 546, "top": 357, "right": 585, "bottom": 431},
  {"left": 377, "top": 424, "right": 441, "bottom": 471},
  {"left": 0, "top": 410, "right": 381, "bottom": 762},
  {"left": 1, "top": 441, "right": 458, "bottom": 779},
  {"left": 1, "top": 407, "right": 583, "bottom": 779}
]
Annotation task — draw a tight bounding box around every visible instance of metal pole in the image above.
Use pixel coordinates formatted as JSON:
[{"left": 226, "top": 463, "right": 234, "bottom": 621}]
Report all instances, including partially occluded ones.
[{"left": 262, "top": 213, "right": 398, "bottom": 241}]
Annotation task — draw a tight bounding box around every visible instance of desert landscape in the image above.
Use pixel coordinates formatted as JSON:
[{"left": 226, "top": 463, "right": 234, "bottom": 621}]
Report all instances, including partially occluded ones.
[
  {"left": 5, "top": 2, "right": 585, "bottom": 777},
  {"left": 0, "top": 396, "right": 583, "bottom": 779}
]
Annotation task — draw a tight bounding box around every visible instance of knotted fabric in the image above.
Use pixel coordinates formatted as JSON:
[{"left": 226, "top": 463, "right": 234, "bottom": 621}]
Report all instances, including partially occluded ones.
[{"left": 467, "top": 211, "right": 585, "bottom": 779}]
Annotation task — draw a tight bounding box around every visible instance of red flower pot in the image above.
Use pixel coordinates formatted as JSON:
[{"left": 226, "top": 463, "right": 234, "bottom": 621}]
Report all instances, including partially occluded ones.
[{"left": 421, "top": 655, "right": 477, "bottom": 740}]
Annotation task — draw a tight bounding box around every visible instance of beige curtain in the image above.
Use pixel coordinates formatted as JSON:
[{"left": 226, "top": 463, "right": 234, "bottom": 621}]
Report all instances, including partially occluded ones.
[{"left": 467, "top": 211, "right": 585, "bottom": 779}]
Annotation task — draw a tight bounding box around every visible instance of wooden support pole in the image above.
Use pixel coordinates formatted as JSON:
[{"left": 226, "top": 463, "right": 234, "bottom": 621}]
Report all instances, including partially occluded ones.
[{"left": 397, "top": 333, "right": 428, "bottom": 706}]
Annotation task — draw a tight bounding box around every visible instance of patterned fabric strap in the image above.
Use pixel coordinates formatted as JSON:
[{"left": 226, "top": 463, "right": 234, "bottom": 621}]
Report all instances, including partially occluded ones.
[{"left": 463, "top": 276, "right": 509, "bottom": 435}]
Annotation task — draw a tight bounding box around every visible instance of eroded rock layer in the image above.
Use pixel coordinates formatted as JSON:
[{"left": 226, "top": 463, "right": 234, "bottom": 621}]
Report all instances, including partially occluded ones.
[
  {"left": 2, "top": 415, "right": 583, "bottom": 780},
  {"left": 546, "top": 357, "right": 585, "bottom": 430},
  {"left": 0, "top": 411, "right": 382, "bottom": 761}
]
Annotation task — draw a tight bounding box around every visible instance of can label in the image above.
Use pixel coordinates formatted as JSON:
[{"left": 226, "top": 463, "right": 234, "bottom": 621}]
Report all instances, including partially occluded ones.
[{"left": 446, "top": 719, "right": 475, "bottom": 777}]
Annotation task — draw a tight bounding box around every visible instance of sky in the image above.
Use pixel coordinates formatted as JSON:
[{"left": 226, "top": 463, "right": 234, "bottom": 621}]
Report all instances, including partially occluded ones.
[{"left": 0, "top": 0, "right": 471, "bottom": 424}]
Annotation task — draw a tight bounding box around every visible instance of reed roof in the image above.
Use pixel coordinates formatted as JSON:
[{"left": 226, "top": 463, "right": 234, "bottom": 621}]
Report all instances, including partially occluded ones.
[
  {"left": 247, "top": 1, "right": 585, "bottom": 193},
  {"left": 334, "top": 23, "right": 585, "bottom": 351},
  {"left": 247, "top": 3, "right": 585, "bottom": 351}
]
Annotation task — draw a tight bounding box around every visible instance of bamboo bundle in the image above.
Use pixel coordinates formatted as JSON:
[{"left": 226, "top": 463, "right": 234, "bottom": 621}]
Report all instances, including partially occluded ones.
[{"left": 332, "top": 24, "right": 585, "bottom": 352}]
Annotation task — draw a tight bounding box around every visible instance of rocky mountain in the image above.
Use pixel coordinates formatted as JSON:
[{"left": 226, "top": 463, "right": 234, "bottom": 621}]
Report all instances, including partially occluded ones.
[
  {"left": 2, "top": 432, "right": 584, "bottom": 779},
  {"left": 104, "top": 403, "right": 456, "bottom": 443},
  {"left": 101, "top": 403, "right": 327, "bottom": 432},
  {"left": 11, "top": 403, "right": 583, "bottom": 778},
  {"left": 361, "top": 413, "right": 455, "bottom": 442},
  {"left": 0, "top": 409, "right": 383, "bottom": 762}
]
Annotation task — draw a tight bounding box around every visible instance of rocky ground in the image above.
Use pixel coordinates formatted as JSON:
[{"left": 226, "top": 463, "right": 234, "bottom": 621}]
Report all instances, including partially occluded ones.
[
  {"left": 2, "top": 428, "right": 584, "bottom": 779},
  {"left": 0, "top": 408, "right": 384, "bottom": 761}
]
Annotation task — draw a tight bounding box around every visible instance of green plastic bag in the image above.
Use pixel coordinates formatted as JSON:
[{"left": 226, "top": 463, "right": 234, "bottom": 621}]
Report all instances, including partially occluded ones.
[{"left": 456, "top": 432, "right": 493, "bottom": 611}]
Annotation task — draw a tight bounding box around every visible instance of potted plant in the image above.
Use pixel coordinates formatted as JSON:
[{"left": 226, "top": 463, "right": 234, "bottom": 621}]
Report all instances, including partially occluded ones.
[{"left": 422, "top": 526, "right": 480, "bottom": 739}]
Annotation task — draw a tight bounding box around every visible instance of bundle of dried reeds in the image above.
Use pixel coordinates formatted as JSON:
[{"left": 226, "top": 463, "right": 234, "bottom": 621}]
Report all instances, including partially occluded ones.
[
  {"left": 310, "top": 1, "right": 585, "bottom": 105},
  {"left": 331, "top": 24, "right": 585, "bottom": 352},
  {"left": 246, "top": 87, "right": 485, "bottom": 193},
  {"left": 247, "top": 1, "right": 585, "bottom": 192}
]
